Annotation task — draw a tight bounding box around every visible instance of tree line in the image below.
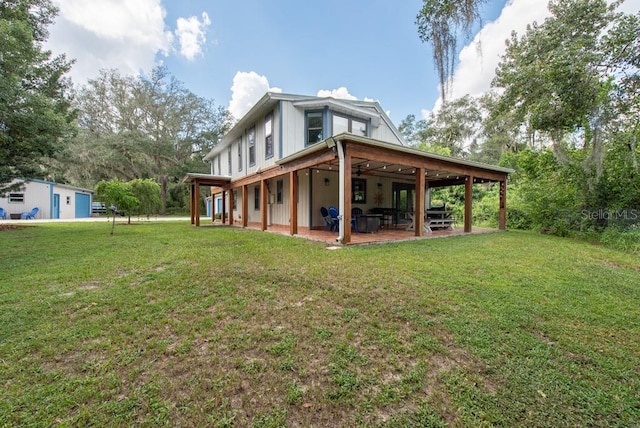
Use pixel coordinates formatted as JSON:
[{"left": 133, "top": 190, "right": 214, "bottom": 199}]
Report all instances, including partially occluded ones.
[{"left": 411, "top": 0, "right": 639, "bottom": 249}]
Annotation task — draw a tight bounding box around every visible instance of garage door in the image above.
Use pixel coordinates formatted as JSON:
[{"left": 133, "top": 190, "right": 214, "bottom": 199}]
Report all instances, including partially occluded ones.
[{"left": 75, "top": 193, "right": 91, "bottom": 218}]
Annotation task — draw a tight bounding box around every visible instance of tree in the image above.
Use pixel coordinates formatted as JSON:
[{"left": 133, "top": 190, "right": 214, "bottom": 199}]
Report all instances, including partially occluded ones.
[
  {"left": 416, "top": 0, "right": 486, "bottom": 101},
  {"left": 0, "top": 0, "right": 76, "bottom": 195},
  {"left": 64, "top": 67, "right": 233, "bottom": 211},
  {"left": 95, "top": 179, "right": 139, "bottom": 233},
  {"left": 129, "top": 178, "right": 161, "bottom": 218}
]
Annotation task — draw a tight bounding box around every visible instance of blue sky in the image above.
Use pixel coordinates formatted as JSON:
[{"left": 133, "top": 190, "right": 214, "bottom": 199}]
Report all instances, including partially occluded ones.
[{"left": 47, "top": 0, "right": 638, "bottom": 125}]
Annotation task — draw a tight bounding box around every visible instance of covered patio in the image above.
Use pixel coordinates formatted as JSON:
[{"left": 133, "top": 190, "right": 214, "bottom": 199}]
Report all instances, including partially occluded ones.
[{"left": 184, "top": 134, "right": 512, "bottom": 245}]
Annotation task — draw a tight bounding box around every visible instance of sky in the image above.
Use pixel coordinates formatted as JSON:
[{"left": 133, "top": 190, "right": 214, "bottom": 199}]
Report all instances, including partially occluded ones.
[{"left": 46, "top": 0, "right": 639, "bottom": 126}]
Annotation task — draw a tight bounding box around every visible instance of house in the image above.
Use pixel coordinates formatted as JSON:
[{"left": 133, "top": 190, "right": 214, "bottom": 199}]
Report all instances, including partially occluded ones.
[
  {"left": 0, "top": 179, "right": 94, "bottom": 220},
  {"left": 184, "top": 92, "right": 512, "bottom": 244}
]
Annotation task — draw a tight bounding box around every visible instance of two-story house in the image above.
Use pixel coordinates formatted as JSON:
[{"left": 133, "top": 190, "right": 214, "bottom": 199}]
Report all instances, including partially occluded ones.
[{"left": 184, "top": 92, "right": 511, "bottom": 244}]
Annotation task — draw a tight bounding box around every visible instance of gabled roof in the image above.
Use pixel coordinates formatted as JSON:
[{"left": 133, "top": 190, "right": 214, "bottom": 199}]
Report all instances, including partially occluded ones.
[{"left": 203, "top": 92, "right": 405, "bottom": 160}]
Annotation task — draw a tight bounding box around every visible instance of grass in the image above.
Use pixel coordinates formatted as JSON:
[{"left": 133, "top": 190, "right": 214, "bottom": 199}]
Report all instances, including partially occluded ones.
[{"left": 1, "top": 221, "right": 639, "bottom": 426}]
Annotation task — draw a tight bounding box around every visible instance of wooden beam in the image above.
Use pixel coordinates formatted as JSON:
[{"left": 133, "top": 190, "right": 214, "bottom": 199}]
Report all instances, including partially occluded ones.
[
  {"left": 242, "top": 185, "right": 248, "bottom": 228},
  {"left": 261, "top": 179, "right": 267, "bottom": 231},
  {"left": 499, "top": 180, "right": 507, "bottom": 230},
  {"left": 464, "top": 176, "right": 473, "bottom": 233},
  {"left": 289, "top": 171, "right": 298, "bottom": 235},
  {"left": 415, "top": 168, "right": 425, "bottom": 236}
]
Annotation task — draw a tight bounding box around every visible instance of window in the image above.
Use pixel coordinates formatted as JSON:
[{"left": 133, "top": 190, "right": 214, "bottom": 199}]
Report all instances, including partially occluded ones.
[
  {"left": 254, "top": 186, "right": 260, "bottom": 210},
  {"left": 8, "top": 193, "right": 24, "bottom": 203},
  {"left": 276, "top": 179, "right": 283, "bottom": 204},
  {"left": 237, "top": 137, "right": 243, "bottom": 172},
  {"left": 306, "top": 111, "right": 323, "bottom": 145},
  {"left": 228, "top": 145, "right": 232, "bottom": 175},
  {"left": 352, "top": 178, "right": 367, "bottom": 204},
  {"left": 265, "top": 113, "right": 273, "bottom": 159},
  {"left": 248, "top": 127, "right": 256, "bottom": 166},
  {"left": 233, "top": 190, "right": 237, "bottom": 210},
  {"left": 217, "top": 155, "right": 221, "bottom": 175},
  {"left": 333, "top": 113, "right": 368, "bottom": 136}
]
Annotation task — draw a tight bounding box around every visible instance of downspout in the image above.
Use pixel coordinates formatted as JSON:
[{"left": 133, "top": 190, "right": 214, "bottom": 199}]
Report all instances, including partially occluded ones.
[{"left": 336, "top": 138, "right": 345, "bottom": 243}]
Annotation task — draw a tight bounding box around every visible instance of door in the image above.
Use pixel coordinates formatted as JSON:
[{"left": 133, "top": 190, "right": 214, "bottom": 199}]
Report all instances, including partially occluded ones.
[
  {"left": 74, "top": 193, "right": 91, "bottom": 218},
  {"left": 392, "top": 182, "right": 415, "bottom": 224},
  {"left": 53, "top": 194, "right": 60, "bottom": 219}
]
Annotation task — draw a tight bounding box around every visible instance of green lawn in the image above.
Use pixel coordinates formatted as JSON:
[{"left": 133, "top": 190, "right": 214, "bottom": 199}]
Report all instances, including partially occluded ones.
[{"left": 1, "top": 222, "right": 639, "bottom": 427}]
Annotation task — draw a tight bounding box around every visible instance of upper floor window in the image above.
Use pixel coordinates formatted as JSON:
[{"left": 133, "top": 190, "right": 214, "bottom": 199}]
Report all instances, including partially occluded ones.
[
  {"left": 265, "top": 113, "right": 273, "bottom": 159},
  {"left": 306, "top": 111, "right": 323, "bottom": 146},
  {"left": 228, "top": 145, "right": 232, "bottom": 174},
  {"left": 217, "top": 155, "right": 221, "bottom": 175},
  {"left": 333, "top": 113, "right": 368, "bottom": 136},
  {"left": 237, "top": 137, "right": 243, "bottom": 172},
  {"left": 248, "top": 127, "right": 256, "bottom": 166}
]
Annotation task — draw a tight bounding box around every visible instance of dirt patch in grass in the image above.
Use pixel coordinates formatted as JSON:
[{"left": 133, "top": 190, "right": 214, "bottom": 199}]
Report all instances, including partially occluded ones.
[{"left": 0, "top": 224, "right": 31, "bottom": 231}]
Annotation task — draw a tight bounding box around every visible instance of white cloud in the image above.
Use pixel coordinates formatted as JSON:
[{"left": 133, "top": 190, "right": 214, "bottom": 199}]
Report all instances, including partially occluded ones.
[
  {"left": 427, "top": 0, "right": 551, "bottom": 113},
  {"left": 228, "top": 72, "right": 282, "bottom": 119},
  {"left": 47, "top": 0, "right": 174, "bottom": 86},
  {"left": 426, "top": 0, "right": 638, "bottom": 114},
  {"left": 175, "top": 12, "right": 211, "bottom": 61},
  {"left": 316, "top": 87, "right": 357, "bottom": 100}
]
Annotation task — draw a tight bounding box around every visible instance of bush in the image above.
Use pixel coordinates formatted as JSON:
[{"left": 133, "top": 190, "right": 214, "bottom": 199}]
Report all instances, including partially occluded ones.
[{"left": 599, "top": 225, "right": 640, "bottom": 253}]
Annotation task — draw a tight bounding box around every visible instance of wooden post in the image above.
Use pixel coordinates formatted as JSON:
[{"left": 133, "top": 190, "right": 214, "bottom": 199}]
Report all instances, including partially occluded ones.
[
  {"left": 242, "top": 185, "right": 248, "bottom": 228},
  {"left": 415, "top": 168, "right": 425, "bottom": 236},
  {"left": 261, "top": 179, "right": 267, "bottom": 231},
  {"left": 221, "top": 190, "right": 226, "bottom": 225},
  {"left": 228, "top": 188, "right": 234, "bottom": 225},
  {"left": 499, "top": 179, "right": 507, "bottom": 230},
  {"left": 343, "top": 153, "right": 352, "bottom": 244},
  {"left": 289, "top": 171, "right": 298, "bottom": 235},
  {"left": 190, "top": 183, "right": 195, "bottom": 225},
  {"left": 195, "top": 180, "right": 201, "bottom": 227},
  {"left": 211, "top": 188, "right": 215, "bottom": 223},
  {"left": 464, "top": 176, "right": 473, "bottom": 233}
]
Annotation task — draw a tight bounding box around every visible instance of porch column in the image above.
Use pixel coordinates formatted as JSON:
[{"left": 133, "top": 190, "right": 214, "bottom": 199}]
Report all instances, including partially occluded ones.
[
  {"left": 242, "top": 185, "right": 248, "bottom": 228},
  {"left": 464, "top": 176, "right": 473, "bottom": 233},
  {"left": 415, "top": 168, "right": 425, "bottom": 237},
  {"left": 221, "top": 190, "right": 226, "bottom": 225},
  {"left": 228, "top": 188, "right": 234, "bottom": 225},
  {"left": 195, "top": 179, "right": 201, "bottom": 227},
  {"left": 343, "top": 153, "right": 352, "bottom": 244},
  {"left": 261, "top": 179, "right": 267, "bottom": 231},
  {"left": 289, "top": 171, "right": 298, "bottom": 235},
  {"left": 190, "top": 183, "right": 195, "bottom": 225},
  {"left": 499, "top": 179, "right": 507, "bottom": 230}
]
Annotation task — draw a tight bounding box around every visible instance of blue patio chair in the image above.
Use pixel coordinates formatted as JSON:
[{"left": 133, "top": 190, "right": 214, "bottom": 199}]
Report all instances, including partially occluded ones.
[
  {"left": 21, "top": 207, "right": 39, "bottom": 219},
  {"left": 0, "top": 207, "right": 6, "bottom": 220},
  {"left": 351, "top": 207, "right": 363, "bottom": 232},
  {"left": 328, "top": 206, "right": 339, "bottom": 232},
  {"left": 320, "top": 206, "right": 336, "bottom": 231}
]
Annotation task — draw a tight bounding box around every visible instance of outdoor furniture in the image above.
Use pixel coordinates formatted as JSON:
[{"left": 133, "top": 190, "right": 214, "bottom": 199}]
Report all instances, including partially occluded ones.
[
  {"left": 356, "top": 214, "right": 382, "bottom": 233},
  {"left": 0, "top": 207, "right": 6, "bottom": 220},
  {"left": 20, "top": 207, "right": 39, "bottom": 220},
  {"left": 328, "top": 206, "right": 339, "bottom": 232},
  {"left": 351, "top": 207, "right": 363, "bottom": 232},
  {"left": 320, "top": 206, "right": 336, "bottom": 231},
  {"left": 425, "top": 208, "right": 456, "bottom": 232}
]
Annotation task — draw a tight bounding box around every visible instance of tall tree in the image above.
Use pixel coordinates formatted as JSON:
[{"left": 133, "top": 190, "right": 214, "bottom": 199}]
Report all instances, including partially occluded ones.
[
  {"left": 65, "top": 67, "right": 233, "bottom": 211},
  {"left": 0, "top": 0, "right": 76, "bottom": 195},
  {"left": 416, "top": 0, "right": 486, "bottom": 101}
]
